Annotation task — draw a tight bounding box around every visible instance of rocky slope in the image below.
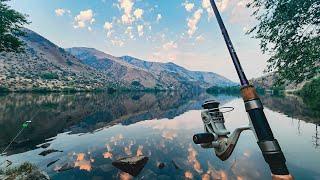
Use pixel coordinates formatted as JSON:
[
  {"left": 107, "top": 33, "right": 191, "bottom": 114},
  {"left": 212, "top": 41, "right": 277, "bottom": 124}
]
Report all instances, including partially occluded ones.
[
  {"left": 0, "top": 28, "right": 236, "bottom": 91},
  {"left": 0, "top": 29, "right": 115, "bottom": 91},
  {"left": 120, "top": 56, "right": 236, "bottom": 88},
  {"left": 67, "top": 48, "right": 236, "bottom": 89},
  {"left": 250, "top": 73, "right": 305, "bottom": 90},
  {"left": 66, "top": 47, "right": 182, "bottom": 89}
]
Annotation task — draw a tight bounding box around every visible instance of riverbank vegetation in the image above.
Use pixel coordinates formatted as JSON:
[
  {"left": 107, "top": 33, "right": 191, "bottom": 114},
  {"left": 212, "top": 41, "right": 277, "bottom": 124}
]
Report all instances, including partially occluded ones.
[
  {"left": 206, "top": 86, "right": 265, "bottom": 95},
  {"left": 297, "top": 77, "right": 320, "bottom": 110},
  {"left": 0, "top": 162, "right": 48, "bottom": 180},
  {"left": 247, "top": 0, "right": 319, "bottom": 85}
]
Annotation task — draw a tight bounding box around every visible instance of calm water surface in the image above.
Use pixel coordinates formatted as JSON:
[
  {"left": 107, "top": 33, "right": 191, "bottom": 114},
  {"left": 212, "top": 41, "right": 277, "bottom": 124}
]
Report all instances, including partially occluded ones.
[{"left": 0, "top": 92, "right": 319, "bottom": 179}]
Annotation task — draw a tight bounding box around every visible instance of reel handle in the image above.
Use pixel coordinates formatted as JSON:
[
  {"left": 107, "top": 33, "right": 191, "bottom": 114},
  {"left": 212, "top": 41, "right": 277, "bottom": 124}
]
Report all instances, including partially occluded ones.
[{"left": 193, "top": 133, "right": 215, "bottom": 144}]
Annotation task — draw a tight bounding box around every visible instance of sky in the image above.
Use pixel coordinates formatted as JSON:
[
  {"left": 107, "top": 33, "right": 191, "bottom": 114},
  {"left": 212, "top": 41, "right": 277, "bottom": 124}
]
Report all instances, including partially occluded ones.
[{"left": 8, "top": 0, "right": 269, "bottom": 82}]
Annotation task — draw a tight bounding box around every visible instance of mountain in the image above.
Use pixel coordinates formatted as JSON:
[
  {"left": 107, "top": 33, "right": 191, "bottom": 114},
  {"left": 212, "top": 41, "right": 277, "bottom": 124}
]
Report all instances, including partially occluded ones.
[
  {"left": 120, "top": 55, "right": 237, "bottom": 88},
  {"left": 0, "top": 29, "right": 115, "bottom": 92},
  {"left": 251, "top": 73, "right": 305, "bottom": 90},
  {"left": 67, "top": 48, "right": 236, "bottom": 89},
  {"left": 66, "top": 47, "right": 187, "bottom": 89},
  {"left": 0, "top": 28, "right": 236, "bottom": 92}
]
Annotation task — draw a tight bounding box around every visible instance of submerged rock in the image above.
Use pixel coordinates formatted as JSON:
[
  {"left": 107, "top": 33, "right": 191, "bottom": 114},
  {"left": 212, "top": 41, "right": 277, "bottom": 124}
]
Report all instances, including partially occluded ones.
[
  {"left": 46, "top": 159, "right": 59, "bottom": 167},
  {"left": 157, "top": 162, "right": 165, "bottom": 169},
  {"left": 38, "top": 149, "right": 63, "bottom": 156},
  {"left": 56, "top": 162, "right": 74, "bottom": 172},
  {"left": 171, "top": 160, "right": 180, "bottom": 170},
  {"left": 39, "top": 143, "right": 51, "bottom": 149},
  {"left": 112, "top": 155, "right": 148, "bottom": 177}
]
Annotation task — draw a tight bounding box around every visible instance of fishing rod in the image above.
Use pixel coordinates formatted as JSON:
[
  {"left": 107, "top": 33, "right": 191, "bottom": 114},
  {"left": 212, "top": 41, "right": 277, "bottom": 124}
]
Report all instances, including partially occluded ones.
[{"left": 193, "top": 0, "right": 293, "bottom": 179}]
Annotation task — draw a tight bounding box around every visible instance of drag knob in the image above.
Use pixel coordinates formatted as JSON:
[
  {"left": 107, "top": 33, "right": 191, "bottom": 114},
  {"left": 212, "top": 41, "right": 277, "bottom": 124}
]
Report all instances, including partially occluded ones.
[{"left": 193, "top": 133, "right": 215, "bottom": 144}]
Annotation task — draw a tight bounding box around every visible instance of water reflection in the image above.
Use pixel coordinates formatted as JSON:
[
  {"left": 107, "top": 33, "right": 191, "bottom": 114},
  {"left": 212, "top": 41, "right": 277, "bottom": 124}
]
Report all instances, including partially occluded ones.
[
  {"left": 261, "top": 95, "right": 320, "bottom": 123},
  {"left": 0, "top": 92, "right": 319, "bottom": 179},
  {"left": 0, "top": 92, "right": 235, "bottom": 156}
]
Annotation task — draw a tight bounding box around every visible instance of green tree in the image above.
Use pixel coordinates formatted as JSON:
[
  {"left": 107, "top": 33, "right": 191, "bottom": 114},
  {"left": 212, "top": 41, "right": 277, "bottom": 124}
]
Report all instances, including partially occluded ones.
[
  {"left": 247, "top": 0, "right": 319, "bottom": 84},
  {"left": 0, "top": 0, "right": 29, "bottom": 52}
]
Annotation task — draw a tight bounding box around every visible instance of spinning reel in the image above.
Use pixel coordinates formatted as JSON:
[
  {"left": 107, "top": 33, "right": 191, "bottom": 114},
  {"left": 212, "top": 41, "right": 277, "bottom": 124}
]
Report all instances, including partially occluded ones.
[{"left": 193, "top": 100, "right": 251, "bottom": 161}]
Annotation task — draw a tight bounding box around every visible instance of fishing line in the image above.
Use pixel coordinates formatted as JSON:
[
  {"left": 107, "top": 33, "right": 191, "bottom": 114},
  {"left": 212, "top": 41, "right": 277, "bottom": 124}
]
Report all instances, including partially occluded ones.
[{"left": 1, "top": 109, "right": 39, "bottom": 155}]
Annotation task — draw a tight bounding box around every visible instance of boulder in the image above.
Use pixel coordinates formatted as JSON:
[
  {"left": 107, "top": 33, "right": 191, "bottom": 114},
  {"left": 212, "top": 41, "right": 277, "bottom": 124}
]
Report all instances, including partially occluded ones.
[{"left": 112, "top": 155, "right": 148, "bottom": 177}]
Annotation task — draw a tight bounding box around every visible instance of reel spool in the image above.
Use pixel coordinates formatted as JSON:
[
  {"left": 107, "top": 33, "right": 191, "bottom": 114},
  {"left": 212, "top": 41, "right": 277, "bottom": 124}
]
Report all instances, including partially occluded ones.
[{"left": 193, "top": 100, "right": 251, "bottom": 161}]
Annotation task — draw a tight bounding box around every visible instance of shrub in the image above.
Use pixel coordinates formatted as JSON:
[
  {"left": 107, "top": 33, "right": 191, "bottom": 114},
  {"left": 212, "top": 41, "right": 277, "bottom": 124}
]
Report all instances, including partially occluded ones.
[
  {"left": 40, "top": 72, "right": 59, "bottom": 80},
  {"left": 298, "top": 77, "right": 320, "bottom": 110},
  {"left": 131, "top": 81, "right": 142, "bottom": 87}
]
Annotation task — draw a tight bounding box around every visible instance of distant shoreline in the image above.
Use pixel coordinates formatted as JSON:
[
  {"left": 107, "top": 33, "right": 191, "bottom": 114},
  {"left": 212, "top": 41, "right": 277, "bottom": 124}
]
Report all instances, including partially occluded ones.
[{"left": 0, "top": 87, "right": 196, "bottom": 94}]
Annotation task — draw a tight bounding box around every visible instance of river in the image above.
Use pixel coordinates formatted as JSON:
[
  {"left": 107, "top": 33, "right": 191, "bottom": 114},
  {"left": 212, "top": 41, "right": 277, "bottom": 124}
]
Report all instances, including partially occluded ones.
[{"left": 0, "top": 92, "right": 319, "bottom": 179}]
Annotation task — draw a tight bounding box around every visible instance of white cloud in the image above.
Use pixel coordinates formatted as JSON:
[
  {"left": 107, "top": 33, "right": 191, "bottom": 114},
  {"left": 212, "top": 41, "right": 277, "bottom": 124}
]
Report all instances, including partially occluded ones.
[
  {"left": 111, "top": 40, "right": 124, "bottom": 47},
  {"left": 74, "top": 9, "right": 94, "bottom": 28},
  {"left": 107, "top": 31, "right": 113, "bottom": 38},
  {"left": 119, "top": 0, "right": 135, "bottom": 24},
  {"left": 156, "top": 14, "right": 162, "bottom": 22},
  {"left": 104, "top": 22, "right": 113, "bottom": 30},
  {"left": 168, "top": 54, "right": 177, "bottom": 60},
  {"left": 163, "top": 41, "right": 178, "bottom": 50},
  {"left": 90, "top": 18, "right": 95, "bottom": 24},
  {"left": 133, "top": 8, "right": 144, "bottom": 19},
  {"left": 184, "top": 3, "right": 194, "bottom": 12},
  {"left": 202, "top": 0, "right": 229, "bottom": 18},
  {"left": 229, "top": 0, "right": 252, "bottom": 24},
  {"left": 55, "top": 8, "right": 65, "bottom": 16},
  {"left": 216, "top": 0, "right": 230, "bottom": 12},
  {"left": 187, "top": 9, "right": 203, "bottom": 37},
  {"left": 137, "top": 25, "right": 144, "bottom": 37},
  {"left": 201, "top": 0, "right": 214, "bottom": 20},
  {"left": 104, "top": 22, "right": 113, "bottom": 38},
  {"left": 125, "top": 26, "right": 134, "bottom": 39},
  {"left": 195, "top": 35, "right": 205, "bottom": 42}
]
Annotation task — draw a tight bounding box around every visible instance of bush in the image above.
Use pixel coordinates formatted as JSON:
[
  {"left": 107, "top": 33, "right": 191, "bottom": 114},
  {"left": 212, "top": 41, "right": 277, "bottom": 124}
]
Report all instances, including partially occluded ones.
[
  {"left": 40, "top": 72, "right": 58, "bottom": 80},
  {"left": 131, "top": 81, "right": 142, "bottom": 87},
  {"left": 298, "top": 77, "right": 320, "bottom": 110},
  {"left": 0, "top": 86, "right": 10, "bottom": 92}
]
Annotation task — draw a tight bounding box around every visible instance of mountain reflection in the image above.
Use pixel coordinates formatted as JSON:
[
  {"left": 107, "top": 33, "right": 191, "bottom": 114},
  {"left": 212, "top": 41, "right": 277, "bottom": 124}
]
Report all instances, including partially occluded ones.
[
  {"left": 261, "top": 95, "right": 320, "bottom": 123},
  {"left": 0, "top": 92, "right": 235, "bottom": 155}
]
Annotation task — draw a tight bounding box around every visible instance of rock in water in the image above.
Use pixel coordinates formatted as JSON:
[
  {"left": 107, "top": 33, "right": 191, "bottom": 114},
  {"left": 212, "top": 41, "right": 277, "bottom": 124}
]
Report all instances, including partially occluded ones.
[
  {"left": 112, "top": 155, "right": 148, "bottom": 177},
  {"left": 38, "top": 149, "right": 62, "bottom": 156},
  {"left": 56, "top": 162, "right": 74, "bottom": 172},
  {"left": 47, "top": 159, "right": 59, "bottom": 167},
  {"left": 39, "top": 143, "right": 51, "bottom": 149},
  {"left": 171, "top": 160, "right": 180, "bottom": 170},
  {"left": 157, "top": 162, "right": 165, "bottom": 169}
]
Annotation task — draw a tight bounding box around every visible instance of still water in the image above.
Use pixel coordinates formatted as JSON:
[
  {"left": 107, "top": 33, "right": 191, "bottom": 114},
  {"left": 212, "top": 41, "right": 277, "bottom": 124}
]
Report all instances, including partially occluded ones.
[{"left": 0, "top": 92, "right": 319, "bottom": 179}]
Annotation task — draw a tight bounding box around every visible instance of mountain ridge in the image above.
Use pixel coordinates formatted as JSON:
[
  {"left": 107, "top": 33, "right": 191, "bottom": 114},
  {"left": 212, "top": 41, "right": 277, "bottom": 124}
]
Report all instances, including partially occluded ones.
[
  {"left": 0, "top": 28, "right": 236, "bottom": 92},
  {"left": 67, "top": 47, "right": 237, "bottom": 89},
  {"left": 0, "top": 29, "right": 118, "bottom": 92},
  {"left": 120, "top": 55, "right": 237, "bottom": 88}
]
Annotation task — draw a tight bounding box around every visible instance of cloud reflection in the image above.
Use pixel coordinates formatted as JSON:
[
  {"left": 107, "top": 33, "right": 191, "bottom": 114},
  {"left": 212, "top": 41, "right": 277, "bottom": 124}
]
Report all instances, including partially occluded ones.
[
  {"left": 75, "top": 153, "right": 92, "bottom": 171},
  {"left": 188, "top": 144, "right": 203, "bottom": 173}
]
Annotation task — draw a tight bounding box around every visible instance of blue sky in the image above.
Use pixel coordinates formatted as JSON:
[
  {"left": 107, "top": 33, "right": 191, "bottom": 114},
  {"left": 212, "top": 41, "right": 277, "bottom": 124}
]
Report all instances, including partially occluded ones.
[{"left": 9, "top": 0, "right": 269, "bottom": 81}]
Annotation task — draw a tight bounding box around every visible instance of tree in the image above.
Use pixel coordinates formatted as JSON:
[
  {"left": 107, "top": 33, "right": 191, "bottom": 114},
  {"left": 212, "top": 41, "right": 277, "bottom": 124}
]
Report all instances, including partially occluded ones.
[
  {"left": 247, "top": 0, "right": 319, "bottom": 84},
  {"left": 0, "top": 0, "right": 29, "bottom": 53}
]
